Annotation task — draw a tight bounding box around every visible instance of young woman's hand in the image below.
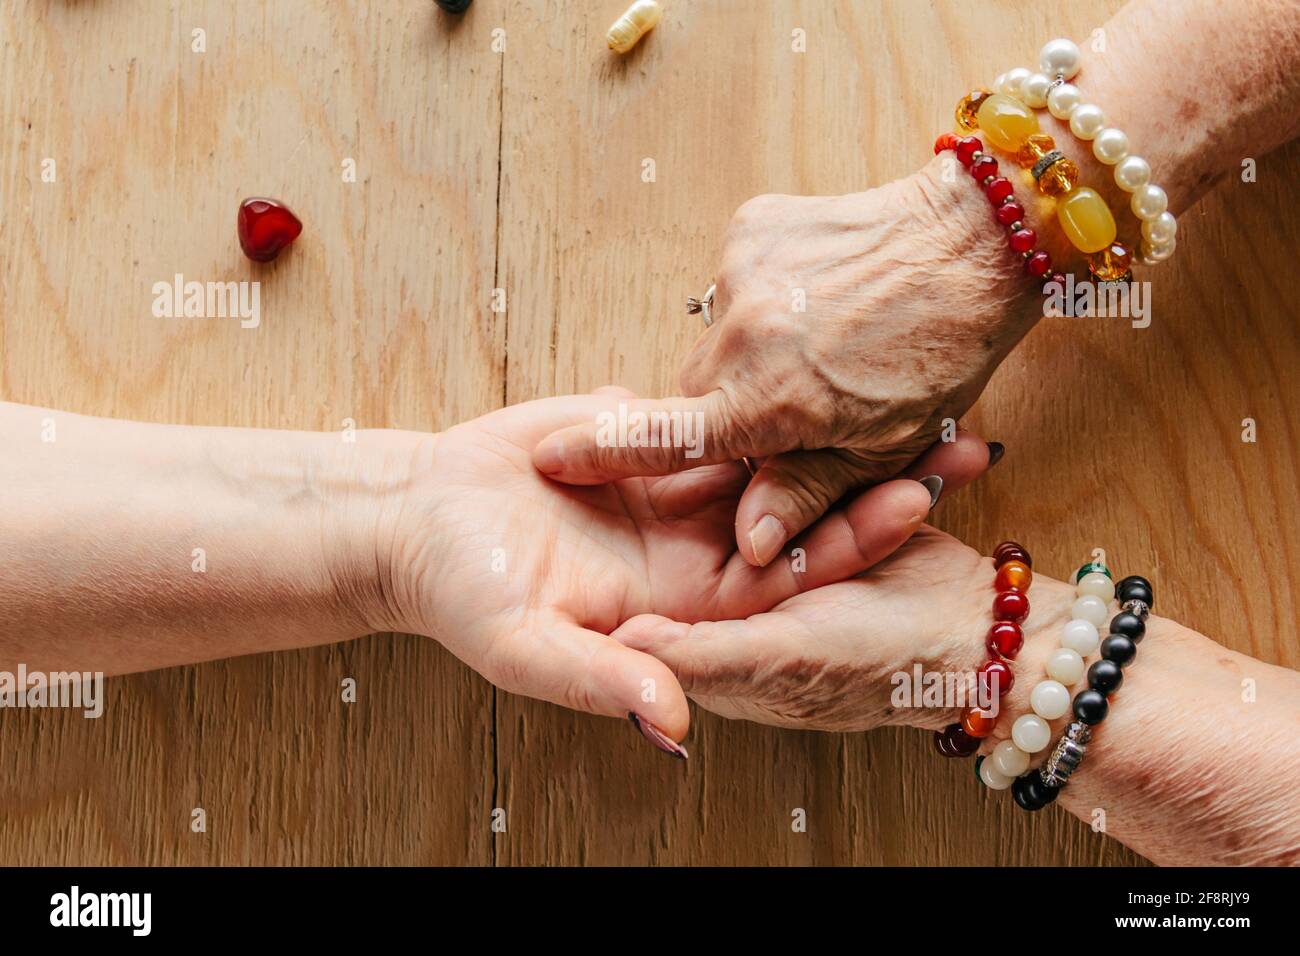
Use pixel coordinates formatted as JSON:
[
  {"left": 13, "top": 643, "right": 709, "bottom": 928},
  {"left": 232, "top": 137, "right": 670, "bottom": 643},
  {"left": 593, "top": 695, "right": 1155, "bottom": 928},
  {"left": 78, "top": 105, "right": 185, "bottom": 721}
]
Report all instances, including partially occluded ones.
[
  {"left": 353, "top": 389, "right": 993, "bottom": 750},
  {"left": 532, "top": 162, "right": 1035, "bottom": 567}
]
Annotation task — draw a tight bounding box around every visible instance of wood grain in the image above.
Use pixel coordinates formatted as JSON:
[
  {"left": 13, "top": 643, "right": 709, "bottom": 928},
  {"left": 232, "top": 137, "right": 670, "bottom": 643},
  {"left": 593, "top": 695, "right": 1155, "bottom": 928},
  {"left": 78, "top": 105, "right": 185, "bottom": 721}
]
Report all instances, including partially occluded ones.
[{"left": 1, "top": 0, "right": 1295, "bottom": 865}]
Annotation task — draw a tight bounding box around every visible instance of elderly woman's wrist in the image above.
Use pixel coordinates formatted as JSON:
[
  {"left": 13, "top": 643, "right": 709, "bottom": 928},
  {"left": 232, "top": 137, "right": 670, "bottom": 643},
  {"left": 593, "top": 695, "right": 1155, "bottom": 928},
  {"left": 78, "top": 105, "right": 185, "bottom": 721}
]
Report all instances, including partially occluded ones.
[
  {"left": 981, "top": 575, "right": 1077, "bottom": 748},
  {"left": 911, "top": 564, "right": 1077, "bottom": 736},
  {"left": 909, "top": 158, "right": 1044, "bottom": 347}
]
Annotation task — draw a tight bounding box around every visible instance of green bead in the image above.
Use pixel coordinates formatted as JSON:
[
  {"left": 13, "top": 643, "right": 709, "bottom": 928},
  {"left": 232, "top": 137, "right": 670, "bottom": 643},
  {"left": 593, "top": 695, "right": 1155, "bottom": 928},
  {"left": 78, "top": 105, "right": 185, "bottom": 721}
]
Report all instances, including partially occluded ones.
[
  {"left": 974, "top": 756, "right": 985, "bottom": 783},
  {"left": 1075, "top": 562, "right": 1111, "bottom": 583}
]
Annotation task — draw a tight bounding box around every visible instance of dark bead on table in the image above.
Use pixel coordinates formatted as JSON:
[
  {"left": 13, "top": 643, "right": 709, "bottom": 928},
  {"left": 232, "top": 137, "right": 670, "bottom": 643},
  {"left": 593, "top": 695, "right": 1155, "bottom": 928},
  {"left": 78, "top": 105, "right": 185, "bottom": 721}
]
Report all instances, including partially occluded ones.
[
  {"left": 434, "top": 0, "right": 474, "bottom": 12},
  {"left": 1012, "top": 772, "right": 1061, "bottom": 811},
  {"left": 1088, "top": 658, "right": 1124, "bottom": 695},
  {"left": 1073, "top": 688, "right": 1110, "bottom": 725},
  {"left": 1101, "top": 633, "right": 1137, "bottom": 667},
  {"left": 1109, "top": 611, "right": 1147, "bottom": 643}
]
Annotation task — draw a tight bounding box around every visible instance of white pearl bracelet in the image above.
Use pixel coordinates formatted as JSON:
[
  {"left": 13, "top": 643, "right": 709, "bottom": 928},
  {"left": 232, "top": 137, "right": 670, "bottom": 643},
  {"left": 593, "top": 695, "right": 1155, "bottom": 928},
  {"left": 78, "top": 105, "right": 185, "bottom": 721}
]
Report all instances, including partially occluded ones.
[
  {"left": 979, "top": 566, "right": 1116, "bottom": 791},
  {"left": 993, "top": 38, "right": 1178, "bottom": 266}
]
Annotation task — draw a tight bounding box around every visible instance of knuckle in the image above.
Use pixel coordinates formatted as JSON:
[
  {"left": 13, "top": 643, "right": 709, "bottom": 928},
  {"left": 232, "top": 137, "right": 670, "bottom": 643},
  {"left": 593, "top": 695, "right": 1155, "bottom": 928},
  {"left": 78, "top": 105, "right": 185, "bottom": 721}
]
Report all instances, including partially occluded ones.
[
  {"left": 768, "top": 459, "right": 851, "bottom": 522},
  {"left": 560, "top": 680, "right": 602, "bottom": 717},
  {"left": 731, "top": 193, "right": 781, "bottom": 228},
  {"left": 679, "top": 353, "right": 711, "bottom": 395}
]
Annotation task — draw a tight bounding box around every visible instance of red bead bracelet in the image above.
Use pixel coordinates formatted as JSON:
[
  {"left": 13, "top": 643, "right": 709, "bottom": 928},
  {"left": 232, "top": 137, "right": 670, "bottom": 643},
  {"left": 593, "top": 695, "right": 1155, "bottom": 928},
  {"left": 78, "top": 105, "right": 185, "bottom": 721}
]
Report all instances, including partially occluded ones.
[
  {"left": 934, "top": 540, "right": 1033, "bottom": 758},
  {"left": 934, "top": 134, "right": 1066, "bottom": 290}
]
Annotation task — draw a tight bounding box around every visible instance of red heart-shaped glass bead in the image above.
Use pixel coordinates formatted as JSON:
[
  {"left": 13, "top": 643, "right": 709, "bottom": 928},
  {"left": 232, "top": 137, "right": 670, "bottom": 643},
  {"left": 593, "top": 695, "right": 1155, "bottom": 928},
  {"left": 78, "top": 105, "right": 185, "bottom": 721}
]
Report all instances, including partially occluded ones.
[{"left": 237, "top": 197, "right": 303, "bottom": 262}]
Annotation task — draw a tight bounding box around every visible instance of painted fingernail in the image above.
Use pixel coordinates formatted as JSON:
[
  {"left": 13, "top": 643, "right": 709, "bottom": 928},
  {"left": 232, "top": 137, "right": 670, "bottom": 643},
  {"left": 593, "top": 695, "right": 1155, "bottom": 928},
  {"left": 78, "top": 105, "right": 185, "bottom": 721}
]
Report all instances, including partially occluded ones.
[
  {"left": 919, "top": 475, "right": 944, "bottom": 509},
  {"left": 986, "top": 441, "right": 1005, "bottom": 468},
  {"left": 747, "top": 513, "right": 787, "bottom": 565},
  {"left": 533, "top": 441, "right": 565, "bottom": 475},
  {"left": 629, "top": 712, "right": 688, "bottom": 760}
]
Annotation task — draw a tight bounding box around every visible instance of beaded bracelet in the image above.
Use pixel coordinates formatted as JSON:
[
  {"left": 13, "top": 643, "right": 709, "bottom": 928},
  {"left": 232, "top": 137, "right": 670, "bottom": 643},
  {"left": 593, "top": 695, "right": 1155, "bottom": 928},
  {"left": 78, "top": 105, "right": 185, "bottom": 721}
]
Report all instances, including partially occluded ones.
[
  {"left": 952, "top": 88, "right": 1130, "bottom": 283},
  {"left": 994, "top": 38, "right": 1178, "bottom": 267},
  {"left": 934, "top": 540, "right": 1034, "bottom": 758},
  {"left": 975, "top": 558, "right": 1117, "bottom": 791},
  {"left": 1012, "top": 572, "right": 1156, "bottom": 811},
  {"left": 932, "top": 136, "right": 1066, "bottom": 289}
]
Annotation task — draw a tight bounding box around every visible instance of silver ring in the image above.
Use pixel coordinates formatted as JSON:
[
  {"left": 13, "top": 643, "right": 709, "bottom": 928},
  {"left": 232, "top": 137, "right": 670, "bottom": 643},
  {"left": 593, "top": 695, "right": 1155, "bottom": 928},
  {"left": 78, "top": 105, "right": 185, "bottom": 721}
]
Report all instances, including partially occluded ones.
[{"left": 686, "top": 283, "right": 716, "bottom": 327}]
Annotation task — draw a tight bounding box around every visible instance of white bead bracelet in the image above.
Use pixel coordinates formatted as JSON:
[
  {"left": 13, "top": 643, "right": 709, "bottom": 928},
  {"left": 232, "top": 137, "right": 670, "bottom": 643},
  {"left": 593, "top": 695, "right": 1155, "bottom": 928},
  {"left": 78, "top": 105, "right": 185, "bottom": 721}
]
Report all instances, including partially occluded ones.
[
  {"left": 995, "top": 38, "right": 1178, "bottom": 266},
  {"left": 978, "top": 562, "right": 1117, "bottom": 791}
]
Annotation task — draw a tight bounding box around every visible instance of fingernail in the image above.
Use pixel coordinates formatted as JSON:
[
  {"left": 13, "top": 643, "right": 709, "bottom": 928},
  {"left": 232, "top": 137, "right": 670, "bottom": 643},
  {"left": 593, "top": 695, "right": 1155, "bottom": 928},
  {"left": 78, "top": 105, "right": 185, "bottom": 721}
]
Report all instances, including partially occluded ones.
[
  {"left": 918, "top": 475, "right": 944, "bottom": 509},
  {"left": 533, "top": 441, "right": 565, "bottom": 475},
  {"left": 747, "top": 513, "right": 787, "bottom": 565},
  {"left": 986, "top": 441, "right": 1005, "bottom": 468},
  {"left": 629, "top": 712, "right": 688, "bottom": 760}
]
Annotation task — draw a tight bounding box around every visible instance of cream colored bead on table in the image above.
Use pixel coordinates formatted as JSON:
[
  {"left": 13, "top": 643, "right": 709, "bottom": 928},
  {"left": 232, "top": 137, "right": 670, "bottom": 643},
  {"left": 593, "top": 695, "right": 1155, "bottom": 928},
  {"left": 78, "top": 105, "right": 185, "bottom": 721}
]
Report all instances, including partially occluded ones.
[
  {"left": 1114, "top": 154, "right": 1152, "bottom": 192},
  {"left": 1061, "top": 618, "right": 1101, "bottom": 656},
  {"left": 1069, "top": 103, "right": 1106, "bottom": 140},
  {"left": 1077, "top": 571, "right": 1115, "bottom": 600},
  {"left": 1012, "top": 713, "right": 1053, "bottom": 753},
  {"left": 1047, "top": 82, "right": 1081, "bottom": 119},
  {"left": 1071, "top": 594, "right": 1111, "bottom": 628},
  {"left": 1132, "top": 183, "right": 1169, "bottom": 220},
  {"left": 1092, "top": 127, "right": 1130, "bottom": 164},
  {"left": 606, "top": 0, "right": 662, "bottom": 54},
  {"left": 980, "top": 758, "right": 1015, "bottom": 790},
  {"left": 1039, "top": 38, "right": 1082, "bottom": 80},
  {"left": 991, "top": 739, "right": 1031, "bottom": 777},
  {"left": 1046, "top": 647, "right": 1086, "bottom": 685},
  {"left": 1030, "top": 680, "right": 1072, "bottom": 720}
]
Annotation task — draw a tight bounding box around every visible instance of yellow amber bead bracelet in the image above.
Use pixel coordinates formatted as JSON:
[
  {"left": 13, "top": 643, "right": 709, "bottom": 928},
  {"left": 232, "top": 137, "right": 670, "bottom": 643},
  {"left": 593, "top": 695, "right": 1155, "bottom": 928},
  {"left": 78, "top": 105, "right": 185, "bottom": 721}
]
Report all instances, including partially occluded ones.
[{"left": 954, "top": 89, "right": 1132, "bottom": 283}]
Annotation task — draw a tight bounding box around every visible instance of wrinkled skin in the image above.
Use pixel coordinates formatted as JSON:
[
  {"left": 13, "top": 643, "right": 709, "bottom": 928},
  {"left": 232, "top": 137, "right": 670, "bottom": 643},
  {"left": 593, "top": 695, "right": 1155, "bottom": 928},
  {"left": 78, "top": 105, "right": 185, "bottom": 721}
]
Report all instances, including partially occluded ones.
[
  {"left": 613, "top": 526, "right": 1008, "bottom": 733},
  {"left": 358, "top": 389, "right": 991, "bottom": 742},
  {"left": 533, "top": 162, "right": 1035, "bottom": 566}
]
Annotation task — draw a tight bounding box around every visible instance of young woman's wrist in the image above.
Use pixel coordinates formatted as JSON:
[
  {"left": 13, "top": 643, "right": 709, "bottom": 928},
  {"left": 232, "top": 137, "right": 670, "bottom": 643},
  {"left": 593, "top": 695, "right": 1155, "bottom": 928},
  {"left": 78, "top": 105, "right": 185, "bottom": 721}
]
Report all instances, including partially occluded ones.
[{"left": 312, "top": 427, "right": 442, "bottom": 639}]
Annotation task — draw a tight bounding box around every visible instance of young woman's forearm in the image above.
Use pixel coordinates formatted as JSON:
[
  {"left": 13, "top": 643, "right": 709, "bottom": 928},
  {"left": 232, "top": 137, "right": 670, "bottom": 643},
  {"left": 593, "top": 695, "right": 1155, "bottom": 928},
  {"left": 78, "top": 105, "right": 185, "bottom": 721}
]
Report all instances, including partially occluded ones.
[
  {"left": 0, "top": 402, "right": 409, "bottom": 675},
  {"left": 1002, "top": 575, "right": 1300, "bottom": 865}
]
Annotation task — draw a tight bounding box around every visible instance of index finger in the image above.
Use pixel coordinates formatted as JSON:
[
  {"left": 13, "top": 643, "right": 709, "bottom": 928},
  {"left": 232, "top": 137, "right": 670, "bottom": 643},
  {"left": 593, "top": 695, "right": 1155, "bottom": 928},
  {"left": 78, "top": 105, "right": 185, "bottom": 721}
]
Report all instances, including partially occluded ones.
[{"left": 530, "top": 391, "right": 773, "bottom": 484}]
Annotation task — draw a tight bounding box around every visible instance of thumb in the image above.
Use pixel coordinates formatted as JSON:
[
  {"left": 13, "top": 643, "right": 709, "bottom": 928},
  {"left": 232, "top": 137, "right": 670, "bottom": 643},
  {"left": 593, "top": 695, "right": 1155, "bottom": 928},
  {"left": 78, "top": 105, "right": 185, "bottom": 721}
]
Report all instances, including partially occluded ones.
[
  {"left": 488, "top": 617, "right": 692, "bottom": 757},
  {"left": 531, "top": 391, "right": 758, "bottom": 484},
  {"left": 612, "top": 613, "right": 786, "bottom": 700},
  {"left": 735, "top": 449, "right": 941, "bottom": 567}
]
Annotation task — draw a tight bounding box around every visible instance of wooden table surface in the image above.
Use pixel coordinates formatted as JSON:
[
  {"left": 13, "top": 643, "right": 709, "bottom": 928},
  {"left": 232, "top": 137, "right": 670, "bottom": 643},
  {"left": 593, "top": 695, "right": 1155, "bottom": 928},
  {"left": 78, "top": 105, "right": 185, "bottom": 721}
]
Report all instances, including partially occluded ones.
[{"left": 2, "top": 0, "right": 1297, "bottom": 865}]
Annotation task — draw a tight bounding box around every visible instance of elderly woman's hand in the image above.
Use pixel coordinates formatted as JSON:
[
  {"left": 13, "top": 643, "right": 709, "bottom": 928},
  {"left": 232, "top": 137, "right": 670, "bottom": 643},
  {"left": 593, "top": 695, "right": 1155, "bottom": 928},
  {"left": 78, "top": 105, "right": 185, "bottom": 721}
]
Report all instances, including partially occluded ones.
[
  {"left": 533, "top": 160, "right": 1038, "bottom": 567},
  {"left": 608, "top": 525, "right": 1077, "bottom": 734}
]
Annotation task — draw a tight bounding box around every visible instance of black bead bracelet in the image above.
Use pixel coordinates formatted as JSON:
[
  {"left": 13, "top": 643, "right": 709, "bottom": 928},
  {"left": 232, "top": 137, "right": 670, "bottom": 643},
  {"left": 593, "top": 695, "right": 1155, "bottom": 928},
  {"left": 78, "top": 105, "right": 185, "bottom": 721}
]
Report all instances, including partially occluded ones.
[{"left": 1012, "top": 572, "right": 1155, "bottom": 811}]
